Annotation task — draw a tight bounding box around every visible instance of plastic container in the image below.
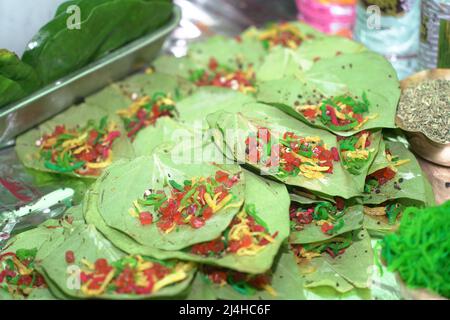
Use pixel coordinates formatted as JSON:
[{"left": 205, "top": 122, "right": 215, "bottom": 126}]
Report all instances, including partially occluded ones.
[
  {"left": 296, "top": 0, "right": 357, "bottom": 37},
  {"left": 353, "top": 0, "right": 421, "bottom": 79},
  {"left": 419, "top": 0, "right": 450, "bottom": 70}
]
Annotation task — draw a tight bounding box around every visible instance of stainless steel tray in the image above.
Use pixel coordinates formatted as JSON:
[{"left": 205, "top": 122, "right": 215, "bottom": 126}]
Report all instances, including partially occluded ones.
[{"left": 0, "top": 6, "right": 181, "bottom": 147}]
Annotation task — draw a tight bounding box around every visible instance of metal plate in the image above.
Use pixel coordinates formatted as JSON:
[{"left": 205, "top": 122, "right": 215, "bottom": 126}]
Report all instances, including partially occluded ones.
[{"left": 0, "top": 6, "right": 181, "bottom": 146}]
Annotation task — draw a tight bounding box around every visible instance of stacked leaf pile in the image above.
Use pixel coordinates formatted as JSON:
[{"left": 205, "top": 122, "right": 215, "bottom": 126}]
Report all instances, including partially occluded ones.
[
  {"left": 0, "top": 0, "right": 174, "bottom": 108},
  {"left": 2, "top": 22, "right": 437, "bottom": 300}
]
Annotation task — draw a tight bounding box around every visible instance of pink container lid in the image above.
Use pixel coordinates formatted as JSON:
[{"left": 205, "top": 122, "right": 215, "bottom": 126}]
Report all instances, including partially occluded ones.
[{"left": 296, "top": 0, "right": 356, "bottom": 35}]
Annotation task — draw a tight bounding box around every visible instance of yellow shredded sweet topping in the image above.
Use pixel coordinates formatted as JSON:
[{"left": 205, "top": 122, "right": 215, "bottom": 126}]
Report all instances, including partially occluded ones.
[
  {"left": 227, "top": 210, "right": 274, "bottom": 256},
  {"left": 363, "top": 206, "right": 387, "bottom": 216}
]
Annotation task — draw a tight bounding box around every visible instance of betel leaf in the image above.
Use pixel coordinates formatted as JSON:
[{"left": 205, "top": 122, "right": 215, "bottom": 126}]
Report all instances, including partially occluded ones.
[
  {"left": 257, "top": 51, "right": 400, "bottom": 136},
  {"left": 85, "top": 169, "right": 289, "bottom": 274},
  {"left": 176, "top": 87, "right": 255, "bottom": 132},
  {"left": 0, "top": 49, "right": 41, "bottom": 94},
  {"left": 0, "top": 46, "right": 40, "bottom": 108},
  {"left": 2, "top": 223, "right": 65, "bottom": 261},
  {"left": 22, "top": 0, "right": 113, "bottom": 76},
  {"left": 133, "top": 117, "right": 194, "bottom": 157},
  {"left": 289, "top": 190, "right": 335, "bottom": 204},
  {"left": 54, "top": 0, "right": 81, "bottom": 17},
  {"left": 23, "top": 0, "right": 173, "bottom": 84},
  {"left": 363, "top": 199, "right": 416, "bottom": 236},
  {"left": 362, "top": 141, "right": 432, "bottom": 205},
  {"left": 40, "top": 224, "right": 195, "bottom": 299},
  {"left": 0, "top": 222, "right": 66, "bottom": 299},
  {"left": 154, "top": 38, "right": 261, "bottom": 94},
  {"left": 153, "top": 54, "right": 203, "bottom": 79},
  {"left": 54, "top": 0, "right": 173, "bottom": 17},
  {"left": 255, "top": 37, "right": 366, "bottom": 82},
  {"left": 92, "top": 1, "right": 173, "bottom": 59},
  {"left": 255, "top": 47, "right": 307, "bottom": 82},
  {"left": 367, "top": 138, "right": 390, "bottom": 175},
  {"left": 117, "top": 72, "right": 194, "bottom": 104},
  {"left": 186, "top": 248, "right": 307, "bottom": 300},
  {"left": 155, "top": 35, "right": 264, "bottom": 80},
  {"left": 295, "top": 229, "right": 373, "bottom": 293},
  {"left": 15, "top": 103, "right": 134, "bottom": 179},
  {"left": 0, "top": 74, "right": 26, "bottom": 107},
  {"left": 207, "top": 103, "right": 368, "bottom": 199},
  {"left": 338, "top": 130, "right": 382, "bottom": 176},
  {"left": 289, "top": 198, "right": 364, "bottom": 244},
  {"left": 94, "top": 154, "right": 244, "bottom": 251},
  {"left": 363, "top": 174, "right": 436, "bottom": 236},
  {"left": 188, "top": 35, "right": 266, "bottom": 70},
  {"left": 241, "top": 21, "right": 325, "bottom": 52},
  {"left": 86, "top": 72, "right": 194, "bottom": 115},
  {"left": 294, "top": 36, "right": 367, "bottom": 68},
  {"left": 132, "top": 115, "right": 232, "bottom": 166},
  {"left": 24, "top": 169, "right": 93, "bottom": 206}
]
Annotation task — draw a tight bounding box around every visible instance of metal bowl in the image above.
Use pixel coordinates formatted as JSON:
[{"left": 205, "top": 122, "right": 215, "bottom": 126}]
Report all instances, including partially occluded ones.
[{"left": 396, "top": 69, "right": 450, "bottom": 167}]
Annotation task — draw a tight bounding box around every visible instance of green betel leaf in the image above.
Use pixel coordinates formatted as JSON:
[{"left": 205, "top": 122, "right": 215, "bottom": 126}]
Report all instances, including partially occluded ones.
[
  {"left": 257, "top": 51, "right": 400, "bottom": 136},
  {"left": 154, "top": 43, "right": 259, "bottom": 95},
  {"left": 241, "top": 22, "right": 325, "bottom": 52},
  {"left": 3, "top": 225, "right": 65, "bottom": 261},
  {"left": 85, "top": 169, "right": 289, "bottom": 274},
  {"left": 207, "top": 103, "right": 368, "bottom": 199},
  {"left": 362, "top": 178, "right": 436, "bottom": 236},
  {"left": 176, "top": 87, "right": 255, "bottom": 131},
  {"left": 367, "top": 138, "right": 390, "bottom": 175},
  {"left": 22, "top": 0, "right": 113, "bottom": 80},
  {"left": 290, "top": 191, "right": 335, "bottom": 204},
  {"left": 255, "top": 37, "right": 366, "bottom": 82},
  {"left": 92, "top": 2, "right": 173, "bottom": 60},
  {"left": 133, "top": 115, "right": 232, "bottom": 165},
  {"left": 87, "top": 72, "right": 195, "bottom": 114},
  {"left": 94, "top": 154, "right": 245, "bottom": 251},
  {"left": 119, "top": 72, "right": 194, "bottom": 103},
  {"left": 294, "top": 229, "right": 373, "bottom": 293},
  {"left": 15, "top": 103, "right": 134, "bottom": 179},
  {"left": 188, "top": 35, "right": 266, "bottom": 70},
  {"left": 294, "top": 36, "right": 367, "bottom": 68},
  {"left": 23, "top": 0, "right": 173, "bottom": 84},
  {"left": 289, "top": 198, "right": 364, "bottom": 244},
  {"left": 0, "top": 222, "right": 66, "bottom": 299},
  {"left": 133, "top": 117, "right": 193, "bottom": 157},
  {"left": 153, "top": 55, "right": 202, "bottom": 79},
  {"left": 338, "top": 130, "right": 382, "bottom": 176},
  {"left": 181, "top": 170, "right": 289, "bottom": 273},
  {"left": 85, "top": 72, "right": 194, "bottom": 141},
  {"left": 0, "top": 48, "right": 40, "bottom": 107},
  {"left": 362, "top": 141, "right": 431, "bottom": 205},
  {"left": 363, "top": 200, "right": 413, "bottom": 236},
  {"left": 255, "top": 47, "right": 308, "bottom": 82},
  {"left": 186, "top": 248, "right": 307, "bottom": 300},
  {"left": 54, "top": 0, "right": 82, "bottom": 17},
  {"left": 0, "top": 74, "right": 26, "bottom": 107},
  {"left": 0, "top": 49, "right": 41, "bottom": 94},
  {"left": 40, "top": 224, "right": 195, "bottom": 299}
]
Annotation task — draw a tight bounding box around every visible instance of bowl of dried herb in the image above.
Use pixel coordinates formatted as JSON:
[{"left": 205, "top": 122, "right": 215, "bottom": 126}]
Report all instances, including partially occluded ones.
[{"left": 396, "top": 68, "right": 450, "bottom": 167}]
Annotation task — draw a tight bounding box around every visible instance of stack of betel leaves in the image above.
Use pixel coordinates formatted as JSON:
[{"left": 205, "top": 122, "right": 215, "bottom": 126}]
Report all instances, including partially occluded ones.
[
  {"left": 3, "top": 22, "right": 438, "bottom": 300},
  {"left": 0, "top": 0, "right": 174, "bottom": 108}
]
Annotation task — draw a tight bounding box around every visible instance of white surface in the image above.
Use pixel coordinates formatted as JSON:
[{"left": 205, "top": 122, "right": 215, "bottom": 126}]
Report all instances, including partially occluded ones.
[{"left": 0, "top": 0, "right": 66, "bottom": 56}]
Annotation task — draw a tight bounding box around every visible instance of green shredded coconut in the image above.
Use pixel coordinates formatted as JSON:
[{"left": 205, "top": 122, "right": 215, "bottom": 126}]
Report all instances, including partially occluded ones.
[{"left": 380, "top": 201, "right": 450, "bottom": 298}]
